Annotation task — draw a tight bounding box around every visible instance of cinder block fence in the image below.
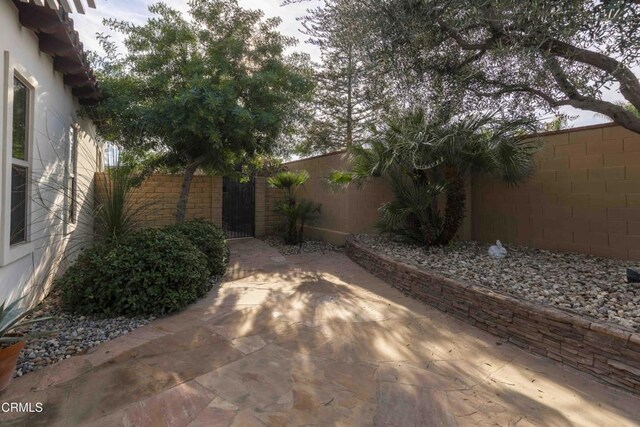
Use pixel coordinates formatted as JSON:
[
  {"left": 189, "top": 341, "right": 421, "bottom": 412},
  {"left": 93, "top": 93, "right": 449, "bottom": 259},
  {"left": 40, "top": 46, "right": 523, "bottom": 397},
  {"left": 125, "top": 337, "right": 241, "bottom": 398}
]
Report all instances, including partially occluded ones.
[
  {"left": 286, "top": 123, "right": 640, "bottom": 260},
  {"left": 95, "top": 123, "right": 640, "bottom": 260},
  {"left": 94, "top": 174, "right": 283, "bottom": 238}
]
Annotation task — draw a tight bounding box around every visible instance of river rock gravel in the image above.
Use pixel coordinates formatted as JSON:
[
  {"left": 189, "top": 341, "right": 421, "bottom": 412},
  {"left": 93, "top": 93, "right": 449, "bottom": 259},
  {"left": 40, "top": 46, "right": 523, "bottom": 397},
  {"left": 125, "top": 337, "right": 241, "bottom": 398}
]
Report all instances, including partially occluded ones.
[
  {"left": 353, "top": 234, "right": 640, "bottom": 332},
  {"left": 262, "top": 235, "right": 342, "bottom": 256},
  {"left": 11, "top": 288, "right": 153, "bottom": 378}
]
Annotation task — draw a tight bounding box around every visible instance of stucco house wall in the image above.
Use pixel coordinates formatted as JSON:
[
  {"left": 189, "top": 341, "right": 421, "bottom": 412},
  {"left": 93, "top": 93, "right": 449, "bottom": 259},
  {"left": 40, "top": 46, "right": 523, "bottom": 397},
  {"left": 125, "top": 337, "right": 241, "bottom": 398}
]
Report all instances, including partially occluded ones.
[{"left": 0, "top": 0, "right": 102, "bottom": 307}]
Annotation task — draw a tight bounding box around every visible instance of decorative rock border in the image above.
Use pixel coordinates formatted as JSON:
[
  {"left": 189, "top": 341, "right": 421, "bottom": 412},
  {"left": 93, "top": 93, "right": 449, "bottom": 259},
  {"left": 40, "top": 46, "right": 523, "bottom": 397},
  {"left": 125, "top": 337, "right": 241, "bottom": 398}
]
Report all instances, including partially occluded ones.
[{"left": 345, "top": 236, "right": 640, "bottom": 395}]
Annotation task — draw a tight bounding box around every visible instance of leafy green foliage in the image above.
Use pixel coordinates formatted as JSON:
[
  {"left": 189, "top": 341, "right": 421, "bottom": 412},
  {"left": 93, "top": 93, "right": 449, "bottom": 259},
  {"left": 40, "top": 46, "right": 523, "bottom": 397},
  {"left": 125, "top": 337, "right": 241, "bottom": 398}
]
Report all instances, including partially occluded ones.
[
  {"left": 274, "top": 199, "right": 322, "bottom": 244},
  {"left": 164, "top": 219, "right": 228, "bottom": 276},
  {"left": 330, "top": 109, "right": 539, "bottom": 245},
  {"left": 355, "top": 0, "right": 640, "bottom": 133},
  {"left": 85, "top": 0, "right": 313, "bottom": 223},
  {"left": 290, "top": 0, "right": 391, "bottom": 155},
  {"left": 58, "top": 229, "right": 211, "bottom": 316},
  {"left": 267, "top": 170, "right": 310, "bottom": 200},
  {"left": 268, "top": 170, "right": 321, "bottom": 244}
]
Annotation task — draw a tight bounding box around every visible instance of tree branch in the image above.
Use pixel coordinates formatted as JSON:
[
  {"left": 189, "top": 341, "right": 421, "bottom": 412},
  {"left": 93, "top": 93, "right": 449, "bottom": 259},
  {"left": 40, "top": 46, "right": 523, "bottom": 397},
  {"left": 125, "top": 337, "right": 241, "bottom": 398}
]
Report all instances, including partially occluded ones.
[
  {"left": 436, "top": 19, "right": 499, "bottom": 50},
  {"left": 437, "top": 13, "right": 640, "bottom": 118},
  {"left": 478, "top": 69, "right": 640, "bottom": 134},
  {"left": 540, "top": 38, "right": 640, "bottom": 111}
]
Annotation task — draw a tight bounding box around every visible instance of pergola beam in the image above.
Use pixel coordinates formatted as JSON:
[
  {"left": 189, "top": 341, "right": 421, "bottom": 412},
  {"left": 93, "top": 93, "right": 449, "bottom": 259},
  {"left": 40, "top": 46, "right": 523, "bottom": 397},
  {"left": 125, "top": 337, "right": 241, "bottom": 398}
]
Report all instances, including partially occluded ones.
[
  {"left": 12, "top": 0, "right": 102, "bottom": 102},
  {"left": 58, "top": 0, "right": 73, "bottom": 13},
  {"left": 71, "top": 0, "right": 85, "bottom": 14},
  {"left": 45, "top": 0, "right": 59, "bottom": 10}
]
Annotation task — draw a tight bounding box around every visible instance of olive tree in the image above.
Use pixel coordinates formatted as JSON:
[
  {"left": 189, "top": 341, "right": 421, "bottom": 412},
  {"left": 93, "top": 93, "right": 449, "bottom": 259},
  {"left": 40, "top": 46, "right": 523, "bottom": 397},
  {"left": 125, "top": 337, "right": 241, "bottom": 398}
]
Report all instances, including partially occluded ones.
[{"left": 363, "top": 0, "right": 640, "bottom": 132}]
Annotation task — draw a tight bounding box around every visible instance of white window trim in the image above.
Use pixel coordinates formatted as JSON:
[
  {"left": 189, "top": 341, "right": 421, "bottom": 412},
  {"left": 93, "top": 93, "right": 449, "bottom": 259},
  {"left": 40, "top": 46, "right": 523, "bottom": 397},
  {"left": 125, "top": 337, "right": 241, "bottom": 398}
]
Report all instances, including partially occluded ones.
[
  {"left": 1, "top": 51, "right": 37, "bottom": 266},
  {"left": 64, "top": 123, "right": 79, "bottom": 235}
]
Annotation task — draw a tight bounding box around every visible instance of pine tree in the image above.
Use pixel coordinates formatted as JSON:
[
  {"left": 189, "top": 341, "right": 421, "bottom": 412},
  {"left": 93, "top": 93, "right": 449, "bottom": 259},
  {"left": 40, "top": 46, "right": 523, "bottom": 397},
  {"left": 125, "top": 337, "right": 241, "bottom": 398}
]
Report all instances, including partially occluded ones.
[{"left": 294, "top": 0, "right": 390, "bottom": 155}]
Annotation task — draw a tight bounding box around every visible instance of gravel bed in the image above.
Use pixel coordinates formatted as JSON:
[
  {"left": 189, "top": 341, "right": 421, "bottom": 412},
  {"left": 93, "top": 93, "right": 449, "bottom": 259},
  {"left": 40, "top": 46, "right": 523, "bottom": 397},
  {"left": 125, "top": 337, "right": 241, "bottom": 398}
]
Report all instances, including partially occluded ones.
[
  {"left": 354, "top": 234, "right": 640, "bottom": 331},
  {"left": 262, "top": 235, "right": 342, "bottom": 256},
  {"left": 11, "top": 289, "right": 152, "bottom": 378},
  {"left": 11, "top": 275, "right": 221, "bottom": 378}
]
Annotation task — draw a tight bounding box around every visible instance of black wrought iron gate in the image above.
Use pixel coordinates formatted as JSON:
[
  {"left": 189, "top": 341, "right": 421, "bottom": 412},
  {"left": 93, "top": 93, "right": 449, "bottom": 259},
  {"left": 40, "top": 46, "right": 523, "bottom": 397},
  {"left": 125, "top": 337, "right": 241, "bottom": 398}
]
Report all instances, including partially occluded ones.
[{"left": 222, "top": 177, "right": 255, "bottom": 238}]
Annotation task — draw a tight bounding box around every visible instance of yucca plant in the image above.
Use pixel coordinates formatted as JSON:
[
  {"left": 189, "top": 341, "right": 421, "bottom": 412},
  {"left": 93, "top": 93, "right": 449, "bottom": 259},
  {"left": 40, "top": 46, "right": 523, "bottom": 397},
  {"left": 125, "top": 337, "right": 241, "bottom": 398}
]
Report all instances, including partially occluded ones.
[
  {"left": 329, "top": 108, "right": 540, "bottom": 246},
  {"left": 269, "top": 170, "right": 321, "bottom": 244},
  {"left": 94, "top": 163, "right": 150, "bottom": 244}
]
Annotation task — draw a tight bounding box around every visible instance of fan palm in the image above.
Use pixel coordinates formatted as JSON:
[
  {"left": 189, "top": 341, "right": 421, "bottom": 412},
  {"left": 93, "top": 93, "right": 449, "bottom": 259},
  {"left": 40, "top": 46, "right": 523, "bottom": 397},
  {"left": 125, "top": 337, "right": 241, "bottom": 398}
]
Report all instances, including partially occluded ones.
[
  {"left": 269, "top": 170, "right": 321, "bottom": 244},
  {"left": 331, "top": 109, "right": 540, "bottom": 245}
]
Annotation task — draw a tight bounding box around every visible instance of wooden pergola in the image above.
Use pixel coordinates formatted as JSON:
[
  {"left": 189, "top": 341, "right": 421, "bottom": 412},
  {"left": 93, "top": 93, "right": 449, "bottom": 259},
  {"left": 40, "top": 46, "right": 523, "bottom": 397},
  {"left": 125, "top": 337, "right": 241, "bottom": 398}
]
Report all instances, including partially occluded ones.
[
  {"left": 18, "top": 0, "right": 97, "bottom": 15},
  {"left": 12, "top": 0, "right": 102, "bottom": 103}
]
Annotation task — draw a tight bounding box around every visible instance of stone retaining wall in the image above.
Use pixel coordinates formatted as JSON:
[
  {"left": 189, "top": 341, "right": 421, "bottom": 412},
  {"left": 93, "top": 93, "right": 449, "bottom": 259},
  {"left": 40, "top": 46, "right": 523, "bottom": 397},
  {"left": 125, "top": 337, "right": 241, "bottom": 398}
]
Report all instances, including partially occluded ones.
[{"left": 346, "top": 236, "right": 640, "bottom": 395}]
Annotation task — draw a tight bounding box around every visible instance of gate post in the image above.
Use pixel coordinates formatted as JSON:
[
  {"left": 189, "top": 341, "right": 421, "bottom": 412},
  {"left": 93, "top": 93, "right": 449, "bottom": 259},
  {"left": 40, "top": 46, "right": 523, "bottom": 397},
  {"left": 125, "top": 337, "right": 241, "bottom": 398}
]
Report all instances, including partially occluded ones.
[
  {"left": 212, "top": 176, "right": 223, "bottom": 228},
  {"left": 254, "top": 176, "right": 266, "bottom": 237}
]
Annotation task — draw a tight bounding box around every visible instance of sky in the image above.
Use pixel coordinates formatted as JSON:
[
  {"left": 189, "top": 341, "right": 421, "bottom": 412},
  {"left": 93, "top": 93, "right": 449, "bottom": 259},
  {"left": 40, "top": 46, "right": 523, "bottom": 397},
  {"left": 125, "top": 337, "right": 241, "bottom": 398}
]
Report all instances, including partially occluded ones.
[
  {"left": 72, "top": 0, "right": 322, "bottom": 59},
  {"left": 71, "top": 0, "right": 616, "bottom": 129}
]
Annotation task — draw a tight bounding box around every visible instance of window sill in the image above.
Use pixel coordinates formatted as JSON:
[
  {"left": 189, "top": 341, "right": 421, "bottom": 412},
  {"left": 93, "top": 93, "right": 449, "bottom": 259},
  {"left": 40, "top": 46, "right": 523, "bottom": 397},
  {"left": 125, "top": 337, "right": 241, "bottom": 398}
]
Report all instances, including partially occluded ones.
[{"left": 1, "top": 241, "right": 34, "bottom": 267}]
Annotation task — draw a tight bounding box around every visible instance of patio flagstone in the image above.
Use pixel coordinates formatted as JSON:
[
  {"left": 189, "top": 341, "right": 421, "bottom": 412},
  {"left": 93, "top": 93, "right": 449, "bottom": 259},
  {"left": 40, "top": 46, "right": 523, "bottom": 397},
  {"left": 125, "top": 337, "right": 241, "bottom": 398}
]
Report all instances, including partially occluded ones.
[{"left": 1, "top": 238, "right": 639, "bottom": 426}]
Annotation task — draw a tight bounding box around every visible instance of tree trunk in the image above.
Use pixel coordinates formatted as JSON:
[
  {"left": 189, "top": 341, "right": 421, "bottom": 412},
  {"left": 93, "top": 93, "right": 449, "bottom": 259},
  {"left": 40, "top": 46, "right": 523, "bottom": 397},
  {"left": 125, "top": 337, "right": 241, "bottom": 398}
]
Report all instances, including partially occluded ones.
[
  {"left": 435, "top": 168, "right": 466, "bottom": 245},
  {"left": 176, "top": 162, "right": 199, "bottom": 224},
  {"left": 345, "top": 46, "right": 354, "bottom": 147}
]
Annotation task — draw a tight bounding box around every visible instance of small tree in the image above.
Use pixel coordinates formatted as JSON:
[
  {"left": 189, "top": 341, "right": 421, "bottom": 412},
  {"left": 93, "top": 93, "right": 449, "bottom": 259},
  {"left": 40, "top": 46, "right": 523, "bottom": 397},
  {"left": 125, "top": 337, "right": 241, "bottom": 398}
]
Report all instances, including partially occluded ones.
[
  {"left": 86, "top": 0, "right": 313, "bottom": 223},
  {"left": 330, "top": 109, "right": 539, "bottom": 246},
  {"left": 268, "top": 170, "right": 321, "bottom": 244}
]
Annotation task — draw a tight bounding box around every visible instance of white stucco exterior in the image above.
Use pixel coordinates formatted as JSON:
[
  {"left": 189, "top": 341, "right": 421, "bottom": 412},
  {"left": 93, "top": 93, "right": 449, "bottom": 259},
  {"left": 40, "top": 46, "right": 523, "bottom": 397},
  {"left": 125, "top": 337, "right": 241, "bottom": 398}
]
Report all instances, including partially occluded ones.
[{"left": 0, "top": 0, "right": 102, "bottom": 307}]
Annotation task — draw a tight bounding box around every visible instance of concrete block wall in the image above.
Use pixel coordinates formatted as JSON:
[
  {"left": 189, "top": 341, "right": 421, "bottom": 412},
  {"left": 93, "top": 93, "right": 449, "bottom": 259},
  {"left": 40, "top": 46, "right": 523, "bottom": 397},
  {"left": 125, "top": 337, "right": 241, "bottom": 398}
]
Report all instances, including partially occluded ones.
[
  {"left": 285, "top": 151, "right": 393, "bottom": 245},
  {"left": 265, "top": 185, "right": 286, "bottom": 236},
  {"left": 95, "top": 174, "right": 217, "bottom": 229},
  {"left": 94, "top": 123, "right": 640, "bottom": 260},
  {"left": 473, "top": 123, "right": 640, "bottom": 260},
  {"left": 282, "top": 123, "right": 640, "bottom": 259},
  {"left": 254, "top": 177, "right": 267, "bottom": 237},
  {"left": 96, "top": 173, "right": 271, "bottom": 234}
]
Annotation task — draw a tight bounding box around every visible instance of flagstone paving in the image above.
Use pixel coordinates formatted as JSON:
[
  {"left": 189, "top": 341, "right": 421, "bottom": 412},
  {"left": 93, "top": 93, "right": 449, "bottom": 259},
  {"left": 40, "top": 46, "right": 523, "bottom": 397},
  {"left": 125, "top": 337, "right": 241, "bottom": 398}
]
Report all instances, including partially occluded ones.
[{"left": 1, "top": 238, "right": 639, "bottom": 426}]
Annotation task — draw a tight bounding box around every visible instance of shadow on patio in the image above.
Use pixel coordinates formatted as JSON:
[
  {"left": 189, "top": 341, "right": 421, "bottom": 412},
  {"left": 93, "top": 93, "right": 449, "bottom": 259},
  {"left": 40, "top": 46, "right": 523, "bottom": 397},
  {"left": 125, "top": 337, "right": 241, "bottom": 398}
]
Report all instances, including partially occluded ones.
[{"left": 2, "top": 238, "right": 639, "bottom": 426}]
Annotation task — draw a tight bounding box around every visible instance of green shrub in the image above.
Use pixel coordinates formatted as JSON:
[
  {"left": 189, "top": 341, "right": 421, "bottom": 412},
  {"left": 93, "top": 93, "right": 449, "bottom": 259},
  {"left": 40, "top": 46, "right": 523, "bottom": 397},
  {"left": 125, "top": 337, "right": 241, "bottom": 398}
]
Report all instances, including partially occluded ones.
[
  {"left": 164, "top": 219, "right": 228, "bottom": 276},
  {"left": 268, "top": 170, "right": 322, "bottom": 244},
  {"left": 58, "top": 228, "right": 210, "bottom": 316}
]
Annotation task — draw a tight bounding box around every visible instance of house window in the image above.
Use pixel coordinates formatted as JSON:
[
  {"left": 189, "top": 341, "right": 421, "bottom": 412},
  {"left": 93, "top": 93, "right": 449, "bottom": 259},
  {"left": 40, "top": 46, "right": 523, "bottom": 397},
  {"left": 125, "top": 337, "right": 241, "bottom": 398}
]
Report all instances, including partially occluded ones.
[
  {"left": 68, "top": 126, "right": 78, "bottom": 224},
  {"left": 10, "top": 77, "right": 29, "bottom": 245}
]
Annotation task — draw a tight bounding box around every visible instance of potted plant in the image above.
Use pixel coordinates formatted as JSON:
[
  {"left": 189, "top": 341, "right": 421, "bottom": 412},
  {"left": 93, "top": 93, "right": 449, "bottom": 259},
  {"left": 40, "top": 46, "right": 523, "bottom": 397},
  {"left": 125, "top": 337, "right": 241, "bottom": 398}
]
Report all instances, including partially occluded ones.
[{"left": 0, "top": 296, "right": 53, "bottom": 391}]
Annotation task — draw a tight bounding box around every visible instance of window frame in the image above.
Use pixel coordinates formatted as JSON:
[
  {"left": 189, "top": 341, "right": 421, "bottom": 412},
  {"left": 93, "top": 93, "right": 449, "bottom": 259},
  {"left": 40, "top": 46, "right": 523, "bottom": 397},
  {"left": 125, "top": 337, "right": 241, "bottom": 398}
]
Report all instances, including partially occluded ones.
[
  {"left": 10, "top": 75, "right": 30, "bottom": 245},
  {"left": 1, "top": 52, "right": 36, "bottom": 266},
  {"left": 67, "top": 124, "right": 79, "bottom": 226}
]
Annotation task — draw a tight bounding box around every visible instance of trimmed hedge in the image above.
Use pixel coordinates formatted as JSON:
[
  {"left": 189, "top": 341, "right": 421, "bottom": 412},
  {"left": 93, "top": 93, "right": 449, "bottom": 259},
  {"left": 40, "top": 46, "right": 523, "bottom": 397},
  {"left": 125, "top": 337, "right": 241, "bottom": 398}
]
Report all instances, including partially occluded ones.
[
  {"left": 164, "top": 219, "right": 228, "bottom": 276},
  {"left": 59, "top": 228, "right": 211, "bottom": 316}
]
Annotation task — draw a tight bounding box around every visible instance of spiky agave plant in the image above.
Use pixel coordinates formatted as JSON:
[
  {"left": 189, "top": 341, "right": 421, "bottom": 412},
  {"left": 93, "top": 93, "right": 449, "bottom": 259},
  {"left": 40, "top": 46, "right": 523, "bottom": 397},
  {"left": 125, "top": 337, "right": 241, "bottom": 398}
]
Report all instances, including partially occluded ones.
[{"left": 0, "top": 296, "right": 54, "bottom": 345}]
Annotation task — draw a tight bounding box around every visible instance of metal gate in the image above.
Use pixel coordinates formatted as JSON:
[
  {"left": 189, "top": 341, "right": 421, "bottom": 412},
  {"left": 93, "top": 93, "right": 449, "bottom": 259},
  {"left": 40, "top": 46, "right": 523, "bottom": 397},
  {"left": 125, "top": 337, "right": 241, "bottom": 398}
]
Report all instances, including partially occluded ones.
[{"left": 222, "top": 177, "right": 255, "bottom": 238}]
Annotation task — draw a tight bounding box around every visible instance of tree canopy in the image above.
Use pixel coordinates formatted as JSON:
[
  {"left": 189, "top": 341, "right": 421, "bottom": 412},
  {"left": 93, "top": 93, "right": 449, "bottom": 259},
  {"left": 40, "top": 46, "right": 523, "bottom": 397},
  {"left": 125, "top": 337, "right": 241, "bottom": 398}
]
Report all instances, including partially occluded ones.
[
  {"left": 359, "top": 0, "right": 640, "bottom": 133},
  {"left": 289, "top": 0, "right": 391, "bottom": 155},
  {"left": 86, "top": 0, "right": 313, "bottom": 222}
]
